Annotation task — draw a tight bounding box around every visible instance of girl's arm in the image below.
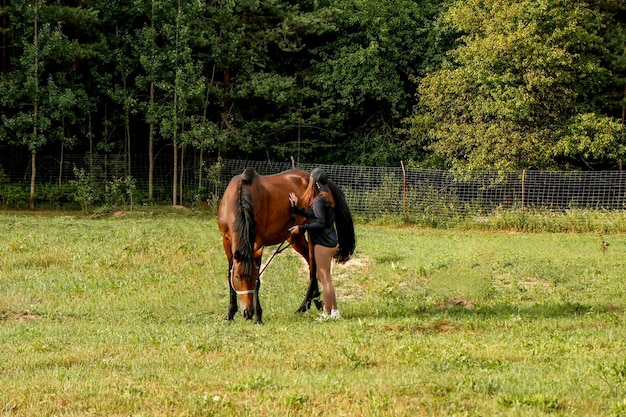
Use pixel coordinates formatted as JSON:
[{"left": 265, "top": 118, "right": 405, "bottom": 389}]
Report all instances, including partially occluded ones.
[{"left": 299, "top": 198, "right": 326, "bottom": 232}]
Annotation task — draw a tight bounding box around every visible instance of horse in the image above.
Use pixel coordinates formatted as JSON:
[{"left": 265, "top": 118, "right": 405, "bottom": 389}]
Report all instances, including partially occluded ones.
[{"left": 217, "top": 167, "right": 356, "bottom": 324}]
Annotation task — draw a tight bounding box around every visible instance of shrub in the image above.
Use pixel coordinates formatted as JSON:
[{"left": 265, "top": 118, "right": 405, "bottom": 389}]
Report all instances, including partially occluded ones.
[{"left": 69, "top": 168, "right": 97, "bottom": 212}]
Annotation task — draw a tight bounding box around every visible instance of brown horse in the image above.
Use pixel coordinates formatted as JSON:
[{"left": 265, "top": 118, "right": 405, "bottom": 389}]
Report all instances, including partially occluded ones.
[
  {"left": 217, "top": 168, "right": 320, "bottom": 324},
  {"left": 218, "top": 167, "right": 356, "bottom": 323}
]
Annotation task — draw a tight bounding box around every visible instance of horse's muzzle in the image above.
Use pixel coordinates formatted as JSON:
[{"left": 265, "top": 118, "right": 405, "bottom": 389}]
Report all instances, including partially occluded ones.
[{"left": 242, "top": 309, "right": 254, "bottom": 320}]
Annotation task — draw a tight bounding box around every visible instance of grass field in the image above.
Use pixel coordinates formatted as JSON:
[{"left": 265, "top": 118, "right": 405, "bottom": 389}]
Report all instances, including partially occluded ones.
[{"left": 0, "top": 211, "right": 625, "bottom": 416}]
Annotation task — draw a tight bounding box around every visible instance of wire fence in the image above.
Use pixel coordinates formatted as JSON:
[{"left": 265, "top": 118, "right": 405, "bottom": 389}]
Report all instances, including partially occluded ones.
[
  {"left": 216, "top": 159, "right": 626, "bottom": 216},
  {"left": 2, "top": 154, "right": 626, "bottom": 216}
]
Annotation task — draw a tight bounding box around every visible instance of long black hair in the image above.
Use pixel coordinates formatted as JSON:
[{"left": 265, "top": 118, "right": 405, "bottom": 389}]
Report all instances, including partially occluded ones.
[{"left": 328, "top": 180, "right": 356, "bottom": 263}]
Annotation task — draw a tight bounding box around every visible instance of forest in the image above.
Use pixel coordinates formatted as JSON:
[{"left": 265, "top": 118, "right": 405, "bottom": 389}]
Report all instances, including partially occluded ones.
[{"left": 0, "top": 0, "right": 625, "bottom": 206}]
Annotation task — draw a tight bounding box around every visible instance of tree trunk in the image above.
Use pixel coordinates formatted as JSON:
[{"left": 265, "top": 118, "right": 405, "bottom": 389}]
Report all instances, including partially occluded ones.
[
  {"left": 88, "top": 113, "right": 93, "bottom": 174},
  {"left": 148, "top": 81, "right": 155, "bottom": 200},
  {"left": 622, "top": 85, "right": 625, "bottom": 170},
  {"left": 30, "top": 8, "right": 38, "bottom": 210},
  {"left": 123, "top": 77, "right": 131, "bottom": 176},
  {"left": 198, "top": 149, "right": 203, "bottom": 190},
  {"left": 58, "top": 117, "right": 65, "bottom": 187},
  {"left": 126, "top": 118, "right": 131, "bottom": 175},
  {"left": 172, "top": 138, "right": 178, "bottom": 206},
  {"left": 622, "top": 84, "right": 626, "bottom": 127},
  {"left": 179, "top": 145, "right": 185, "bottom": 205},
  {"left": 59, "top": 141, "right": 64, "bottom": 187},
  {"left": 30, "top": 151, "right": 36, "bottom": 210},
  {"left": 1, "top": 0, "right": 6, "bottom": 72}
]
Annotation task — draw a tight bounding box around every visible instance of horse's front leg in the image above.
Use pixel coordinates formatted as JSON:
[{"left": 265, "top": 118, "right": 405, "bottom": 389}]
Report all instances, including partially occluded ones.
[
  {"left": 225, "top": 261, "right": 238, "bottom": 321},
  {"left": 253, "top": 279, "right": 263, "bottom": 324}
]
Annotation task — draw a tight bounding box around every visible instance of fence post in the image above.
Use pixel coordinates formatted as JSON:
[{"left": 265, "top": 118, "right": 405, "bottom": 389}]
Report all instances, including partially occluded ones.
[
  {"left": 521, "top": 169, "right": 527, "bottom": 211},
  {"left": 401, "top": 160, "right": 407, "bottom": 213}
]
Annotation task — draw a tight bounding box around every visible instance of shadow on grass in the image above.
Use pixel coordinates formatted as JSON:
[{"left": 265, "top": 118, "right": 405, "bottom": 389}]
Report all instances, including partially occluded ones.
[{"left": 350, "top": 299, "right": 623, "bottom": 322}]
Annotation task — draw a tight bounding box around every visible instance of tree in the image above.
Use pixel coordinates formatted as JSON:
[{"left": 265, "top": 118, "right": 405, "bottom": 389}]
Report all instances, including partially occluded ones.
[
  {"left": 135, "top": 0, "right": 170, "bottom": 201},
  {"left": 310, "top": 0, "right": 448, "bottom": 165},
  {"left": 88, "top": 0, "right": 144, "bottom": 183},
  {"left": 138, "top": 0, "right": 210, "bottom": 205},
  {"left": 1, "top": 1, "right": 105, "bottom": 208},
  {"left": 190, "top": 0, "right": 338, "bottom": 163},
  {"left": 408, "top": 0, "right": 624, "bottom": 171},
  {"left": 48, "top": 80, "right": 91, "bottom": 186},
  {"left": 0, "top": 1, "right": 78, "bottom": 207}
]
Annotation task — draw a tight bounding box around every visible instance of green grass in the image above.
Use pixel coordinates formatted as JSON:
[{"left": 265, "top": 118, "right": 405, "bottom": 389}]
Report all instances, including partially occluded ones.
[{"left": 0, "top": 211, "right": 625, "bottom": 416}]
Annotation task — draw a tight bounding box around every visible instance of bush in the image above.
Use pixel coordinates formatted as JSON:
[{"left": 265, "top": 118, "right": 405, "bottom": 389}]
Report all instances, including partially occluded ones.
[
  {"left": 69, "top": 168, "right": 98, "bottom": 212},
  {"left": 105, "top": 175, "right": 137, "bottom": 210},
  {"left": 0, "top": 183, "right": 29, "bottom": 209},
  {"left": 36, "top": 184, "right": 70, "bottom": 207}
]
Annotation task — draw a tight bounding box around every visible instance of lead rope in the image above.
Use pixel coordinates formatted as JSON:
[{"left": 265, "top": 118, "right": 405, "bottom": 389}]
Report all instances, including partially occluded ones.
[
  {"left": 258, "top": 207, "right": 297, "bottom": 278},
  {"left": 258, "top": 236, "right": 292, "bottom": 278}
]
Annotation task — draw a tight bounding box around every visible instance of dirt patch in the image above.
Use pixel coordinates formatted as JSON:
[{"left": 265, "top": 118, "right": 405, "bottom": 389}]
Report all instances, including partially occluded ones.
[
  {"left": 334, "top": 255, "right": 370, "bottom": 278},
  {"left": 435, "top": 298, "right": 474, "bottom": 310},
  {"left": 377, "top": 319, "right": 459, "bottom": 334},
  {"left": 493, "top": 274, "right": 554, "bottom": 292},
  {"left": 1, "top": 311, "right": 41, "bottom": 322},
  {"left": 287, "top": 253, "right": 370, "bottom": 301},
  {"left": 334, "top": 256, "right": 370, "bottom": 301}
]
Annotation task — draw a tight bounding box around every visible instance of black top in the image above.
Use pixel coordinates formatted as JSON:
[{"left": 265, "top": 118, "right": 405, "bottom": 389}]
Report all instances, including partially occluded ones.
[{"left": 294, "top": 195, "right": 338, "bottom": 248}]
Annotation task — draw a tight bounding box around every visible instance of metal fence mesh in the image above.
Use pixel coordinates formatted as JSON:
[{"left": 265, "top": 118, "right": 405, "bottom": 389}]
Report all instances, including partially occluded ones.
[
  {"left": 217, "top": 160, "right": 626, "bottom": 216},
  {"left": 2, "top": 154, "right": 626, "bottom": 215}
]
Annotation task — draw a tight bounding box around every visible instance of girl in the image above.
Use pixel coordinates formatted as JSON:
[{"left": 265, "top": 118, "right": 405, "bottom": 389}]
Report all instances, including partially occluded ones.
[{"left": 288, "top": 168, "right": 356, "bottom": 320}]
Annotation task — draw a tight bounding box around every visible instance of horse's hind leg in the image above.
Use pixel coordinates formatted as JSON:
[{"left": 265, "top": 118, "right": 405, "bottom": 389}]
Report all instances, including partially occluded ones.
[
  {"left": 290, "top": 234, "right": 321, "bottom": 313},
  {"left": 308, "top": 245, "right": 323, "bottom": 311}
]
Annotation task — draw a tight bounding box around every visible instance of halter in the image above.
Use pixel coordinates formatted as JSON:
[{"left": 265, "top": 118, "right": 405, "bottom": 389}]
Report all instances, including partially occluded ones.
[
  {"left": 230, "top": 263, "right": 258, "bottom": 295},
  {"left": 230, "top": 208, "right": 296, "bottom": 296}
]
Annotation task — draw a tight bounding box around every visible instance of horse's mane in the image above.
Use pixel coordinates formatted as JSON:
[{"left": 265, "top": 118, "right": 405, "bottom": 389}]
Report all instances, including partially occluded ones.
[{"left": 234, "top": 168, "right": 257, "bottom": 275}]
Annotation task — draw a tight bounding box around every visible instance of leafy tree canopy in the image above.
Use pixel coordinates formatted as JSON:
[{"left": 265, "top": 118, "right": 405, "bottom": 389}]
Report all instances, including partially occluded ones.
[{"left": 408, "top": 0, "right": 626, "bottom": 171}]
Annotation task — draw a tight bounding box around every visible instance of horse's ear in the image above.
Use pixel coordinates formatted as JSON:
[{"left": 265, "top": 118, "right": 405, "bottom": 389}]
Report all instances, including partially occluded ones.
[{"left": 234, "top": 250, "right": 244, "bottom": 262}]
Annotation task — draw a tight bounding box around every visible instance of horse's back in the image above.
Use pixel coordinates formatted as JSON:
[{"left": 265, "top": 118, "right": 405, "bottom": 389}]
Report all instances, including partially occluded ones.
[
  {"left": 251, "top": 169, "right": 309, "bottom": 244},
  {"left": 259, "top": 169, "right": 309, "bottom": 190},
  {"left": 218, "top": 169, "right": 309, "bottom": 232}
]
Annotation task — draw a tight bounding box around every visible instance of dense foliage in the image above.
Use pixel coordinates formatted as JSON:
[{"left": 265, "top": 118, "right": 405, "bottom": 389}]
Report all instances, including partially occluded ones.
[
  {"left": 407, "top": 0, "right": 626, "bottom": 171},
  {"left": 0, "top": 0, "right": 624, "bottom": 203}
]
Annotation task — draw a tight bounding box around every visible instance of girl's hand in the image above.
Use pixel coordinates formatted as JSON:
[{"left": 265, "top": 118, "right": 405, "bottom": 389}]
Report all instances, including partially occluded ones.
[
  {"left": 288, "top": 225, "right": 300, "bottom": 235},
  {"left": 289, "top": 192, "right": 298, "bottom": 207}
]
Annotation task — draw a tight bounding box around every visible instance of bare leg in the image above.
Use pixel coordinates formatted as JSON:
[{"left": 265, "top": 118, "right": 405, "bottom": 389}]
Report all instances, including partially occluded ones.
[
  {"left": 314, "top": 244, "right": 338, "bottom": 315},
  {"left": 290, "top": 233, "right": 321, "bottom": 312}
]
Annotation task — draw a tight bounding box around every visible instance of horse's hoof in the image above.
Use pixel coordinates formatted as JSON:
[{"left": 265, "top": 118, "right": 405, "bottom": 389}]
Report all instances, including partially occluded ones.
[
  {"left": 314, "top": 299, "right": 324, "bottom": 311},
  {"left": 224, "top": 316, "right": 234, "bottom": 322}
]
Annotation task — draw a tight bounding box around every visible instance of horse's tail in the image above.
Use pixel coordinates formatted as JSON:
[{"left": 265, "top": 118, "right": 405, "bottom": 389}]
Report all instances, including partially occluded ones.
[
  {"left": 328, "top": 180, "right": 356, "bottom": 263},
  {"left": 234, "top": 168, "right": 257, "bottom": 274}
]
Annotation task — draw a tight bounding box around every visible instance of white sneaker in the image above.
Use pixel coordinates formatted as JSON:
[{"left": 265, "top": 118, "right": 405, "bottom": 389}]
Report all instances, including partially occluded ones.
[
  {"left": 316, "top": 313, "right": 330, "bottom": 322},
  {"left": 317, "top": 311, "right": 341, "bottom": 321}
]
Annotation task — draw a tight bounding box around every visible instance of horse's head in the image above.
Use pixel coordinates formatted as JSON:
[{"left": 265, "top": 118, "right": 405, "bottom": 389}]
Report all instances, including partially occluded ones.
[{"left": 231, "top": 249, "right": 260, "bottom": 320}]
